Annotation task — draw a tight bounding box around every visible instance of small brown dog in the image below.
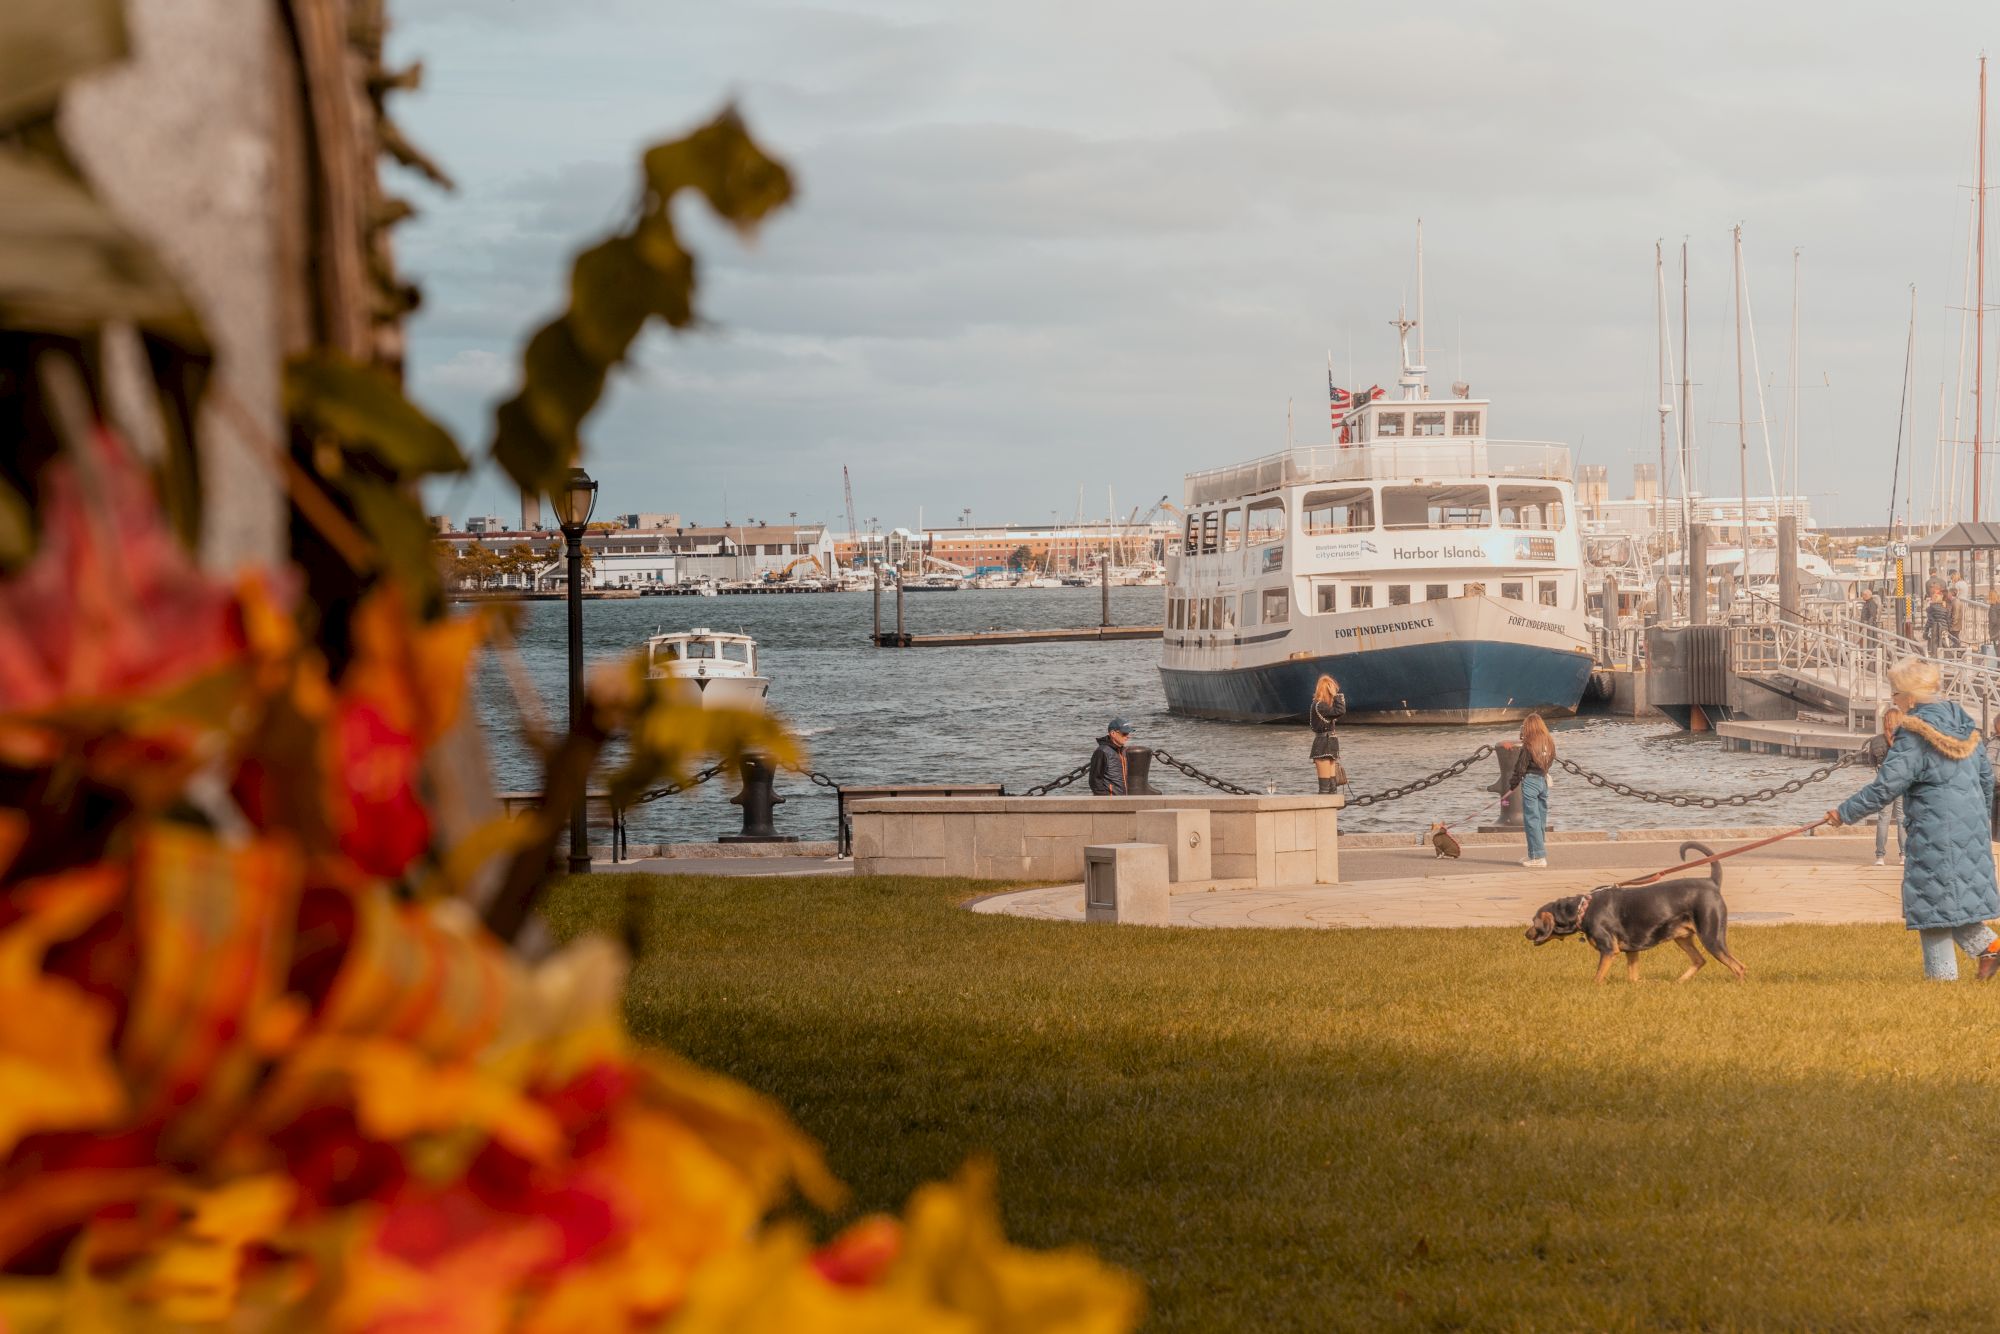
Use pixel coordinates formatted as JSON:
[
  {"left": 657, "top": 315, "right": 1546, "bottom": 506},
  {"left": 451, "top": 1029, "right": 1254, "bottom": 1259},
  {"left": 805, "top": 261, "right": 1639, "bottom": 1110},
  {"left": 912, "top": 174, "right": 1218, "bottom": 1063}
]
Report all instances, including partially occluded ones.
[{"left": 1428, "top": 822, "right": 1462, "bottom": 859}]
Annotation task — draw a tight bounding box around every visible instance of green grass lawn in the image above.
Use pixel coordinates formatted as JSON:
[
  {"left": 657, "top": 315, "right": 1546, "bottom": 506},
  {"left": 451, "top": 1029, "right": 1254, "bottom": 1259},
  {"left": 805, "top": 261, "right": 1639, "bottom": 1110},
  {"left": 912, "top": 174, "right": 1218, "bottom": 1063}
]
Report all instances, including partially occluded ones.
[{"left": 542, "top": 874, "right": 2000, "bottom": 1331}]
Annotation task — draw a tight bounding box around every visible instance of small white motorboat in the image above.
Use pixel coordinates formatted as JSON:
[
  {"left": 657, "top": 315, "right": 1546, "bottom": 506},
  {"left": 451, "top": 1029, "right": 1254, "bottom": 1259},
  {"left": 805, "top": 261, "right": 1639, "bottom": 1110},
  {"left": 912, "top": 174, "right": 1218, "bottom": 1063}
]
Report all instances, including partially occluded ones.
[{"left": 644, "top": 627, "right": 769, "bottom": 709}]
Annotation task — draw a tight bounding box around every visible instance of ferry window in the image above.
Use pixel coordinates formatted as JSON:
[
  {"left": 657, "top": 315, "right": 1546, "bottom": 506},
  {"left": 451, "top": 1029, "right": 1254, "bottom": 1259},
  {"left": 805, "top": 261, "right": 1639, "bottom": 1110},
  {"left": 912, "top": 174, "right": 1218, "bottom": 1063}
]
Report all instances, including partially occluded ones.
[
  {"left": 1426, "top": 583, "right": 1448, "bottom": 601},
  {"left": 1215, "top": 597, "right": 1235, "bottom": 630},
  {"left": 1222, "top": 509, "right": 1244, "bottom": 552},
  {"left": 1316, "top": 584, "right": 1338, "bottom": 613},
  {"left": 1413, "top": 411, "right": 1446, "bottom": 438},
  {"left": 1465, "top": 581, "right": 1486, "bottom": 597},
  {"left": 1247, "top": 498, "right": 1285, "bottom": 544},
  {"left": 1350, "top": 585, "right": 1375, "bottom": 609},
  {"left": 1388, "top": 585, "right": 1411, "bottom": 606},
  {"left": 1383, "top": 484, "right": 1492, "bottom": 530},
  {"left": 1452, "top": 411, "right": 1482, "bottom": 437},
  {"left": 685, "top": 640, "right": 715, "bottom": 659},
  {"left": 721, "top": 642, "right": 750, "bottom": 663},
  {"left": 1201, "top": 511, "right": 1221, "bottom": 555},
  {"left": 1539, "top": 580, "right": 1559, "bottom": 606},
  {"left": 1302, "top": 487, "right": 1374, "bottom": 534},
  {"left": 1499, "top": 485, "right": 1567, "bottom": 530},
  {"left": 1502, "top": 581, "right": 1524, "bottom": 600},
  {"left": 653, "top": 642, "right": 680, "bottom": 662},
  {"left": 1196, "top": 599, "right": 1210, "bottom": 630},
  {"left": 1184, "top": 514, "right": 1199, "bottom": 552},
  {"left": 1262, "top": 588, "right": 1289, "bottom": 624},
  {"left": 1240, "top": 594, "right": 1257, "bottom": 628},
  {"left": 1375, "top": 412, "right": 1407, "bottom": 438},
  {"left": 1169, "top": 598, "right": 1182, "bottom": 629}
]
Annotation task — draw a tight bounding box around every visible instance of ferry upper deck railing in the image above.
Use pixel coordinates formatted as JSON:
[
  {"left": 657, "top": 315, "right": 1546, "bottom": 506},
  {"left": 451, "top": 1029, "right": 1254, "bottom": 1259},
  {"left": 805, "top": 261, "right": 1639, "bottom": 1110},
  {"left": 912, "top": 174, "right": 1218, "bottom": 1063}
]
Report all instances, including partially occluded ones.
[{"left": 1184, "top": 440, "right": 1572, "bottom": 507}]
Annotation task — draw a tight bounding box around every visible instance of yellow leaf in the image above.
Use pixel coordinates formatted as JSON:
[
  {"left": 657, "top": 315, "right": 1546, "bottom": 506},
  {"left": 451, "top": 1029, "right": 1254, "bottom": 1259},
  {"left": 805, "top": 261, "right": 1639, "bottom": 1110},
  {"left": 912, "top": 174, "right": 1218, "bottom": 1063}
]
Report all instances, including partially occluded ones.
[{"left": 0, "top": 867, "right": 127, "bottom": 1156}]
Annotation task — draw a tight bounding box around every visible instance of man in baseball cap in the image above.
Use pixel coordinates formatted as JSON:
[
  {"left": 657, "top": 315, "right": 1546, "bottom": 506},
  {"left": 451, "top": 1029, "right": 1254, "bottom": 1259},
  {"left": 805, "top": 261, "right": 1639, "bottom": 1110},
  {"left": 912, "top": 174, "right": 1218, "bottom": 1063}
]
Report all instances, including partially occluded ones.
[{"left": 1089, "top": 717, "right": 1132, "bottom": 795}]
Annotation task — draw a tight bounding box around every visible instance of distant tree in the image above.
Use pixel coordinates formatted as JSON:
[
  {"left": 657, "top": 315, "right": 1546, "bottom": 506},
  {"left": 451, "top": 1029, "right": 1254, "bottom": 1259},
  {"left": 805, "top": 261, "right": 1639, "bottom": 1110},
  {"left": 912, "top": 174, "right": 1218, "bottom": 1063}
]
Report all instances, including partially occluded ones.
[{"left": 1009, "top": 544, "right": 1032, "bottom": 570}]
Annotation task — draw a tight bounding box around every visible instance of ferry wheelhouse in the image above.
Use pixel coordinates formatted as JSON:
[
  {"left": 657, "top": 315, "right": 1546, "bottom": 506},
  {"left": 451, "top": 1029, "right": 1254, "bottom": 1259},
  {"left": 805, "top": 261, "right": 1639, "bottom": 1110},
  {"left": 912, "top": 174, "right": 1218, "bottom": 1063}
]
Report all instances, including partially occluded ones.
[{"left": 1160, "top": 361, "right": 1592, "bottom": 724}]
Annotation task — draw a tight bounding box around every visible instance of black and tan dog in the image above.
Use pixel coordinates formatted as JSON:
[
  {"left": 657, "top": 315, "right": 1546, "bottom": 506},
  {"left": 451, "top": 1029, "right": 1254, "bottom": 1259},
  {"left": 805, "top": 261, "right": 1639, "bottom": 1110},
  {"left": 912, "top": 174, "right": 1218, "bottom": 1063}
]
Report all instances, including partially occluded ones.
[{"left": 1523, "top": 841, "right": 1747, "bottom": 984}]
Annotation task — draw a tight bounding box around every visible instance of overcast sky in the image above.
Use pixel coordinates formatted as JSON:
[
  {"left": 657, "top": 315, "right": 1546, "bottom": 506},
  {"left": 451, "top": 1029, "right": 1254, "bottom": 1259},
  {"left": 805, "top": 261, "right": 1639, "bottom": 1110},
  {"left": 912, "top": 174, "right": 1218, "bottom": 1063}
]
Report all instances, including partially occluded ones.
[{"left": 396, "top": 1, "right": 2000, "bottom": 531}]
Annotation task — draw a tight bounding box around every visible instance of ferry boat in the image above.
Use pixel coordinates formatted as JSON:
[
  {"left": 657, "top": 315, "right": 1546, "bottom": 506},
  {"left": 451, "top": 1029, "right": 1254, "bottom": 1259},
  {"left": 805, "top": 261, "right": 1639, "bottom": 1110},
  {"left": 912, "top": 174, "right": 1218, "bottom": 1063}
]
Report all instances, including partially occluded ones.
[
  {"left": 1159, "top": 329, "right": 1592, "bottom": 724},
  {"left": 643, "top": 627, "right": 769, "bottom": 709}
]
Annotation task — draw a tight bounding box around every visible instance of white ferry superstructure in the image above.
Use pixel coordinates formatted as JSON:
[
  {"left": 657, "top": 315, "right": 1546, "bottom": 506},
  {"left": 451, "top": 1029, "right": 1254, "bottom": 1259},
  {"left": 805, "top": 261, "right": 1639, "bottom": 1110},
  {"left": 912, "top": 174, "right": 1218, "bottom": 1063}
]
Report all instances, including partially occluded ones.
[{"left": 1160, "top": 339, "right": 1592, "bottom": 724}]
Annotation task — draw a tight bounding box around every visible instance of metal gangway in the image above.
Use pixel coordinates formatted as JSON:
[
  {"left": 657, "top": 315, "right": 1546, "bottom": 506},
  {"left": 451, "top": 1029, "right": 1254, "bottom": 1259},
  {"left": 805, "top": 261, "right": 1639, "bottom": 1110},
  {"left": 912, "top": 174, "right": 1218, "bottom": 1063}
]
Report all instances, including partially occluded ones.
[{"left": 1729, "top": 593, "right": 2000, "bottom": 732}]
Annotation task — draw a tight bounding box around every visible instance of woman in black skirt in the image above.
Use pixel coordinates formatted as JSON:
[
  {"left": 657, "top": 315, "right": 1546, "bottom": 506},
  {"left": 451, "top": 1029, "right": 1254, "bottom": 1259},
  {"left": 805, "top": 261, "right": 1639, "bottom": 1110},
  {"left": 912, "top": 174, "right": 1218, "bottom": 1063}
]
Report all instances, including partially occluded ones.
[{"left": 1308, "top": 674, "right": 1346, "bottom": 793}]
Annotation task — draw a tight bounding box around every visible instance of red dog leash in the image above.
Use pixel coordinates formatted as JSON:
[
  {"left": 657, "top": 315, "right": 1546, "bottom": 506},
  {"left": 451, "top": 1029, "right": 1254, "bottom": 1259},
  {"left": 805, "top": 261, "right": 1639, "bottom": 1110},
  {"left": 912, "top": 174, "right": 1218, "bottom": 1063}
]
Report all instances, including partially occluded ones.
[{"left": 1613, "top": 817, "right": 1830, "bottom": 888}]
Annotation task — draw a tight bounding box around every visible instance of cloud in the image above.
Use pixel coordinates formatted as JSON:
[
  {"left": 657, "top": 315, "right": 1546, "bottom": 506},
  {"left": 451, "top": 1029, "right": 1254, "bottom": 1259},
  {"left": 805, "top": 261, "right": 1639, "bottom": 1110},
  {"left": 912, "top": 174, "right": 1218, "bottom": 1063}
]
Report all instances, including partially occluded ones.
[{"left": 397, "top": 0, "right": 2000, "bottom": 528}]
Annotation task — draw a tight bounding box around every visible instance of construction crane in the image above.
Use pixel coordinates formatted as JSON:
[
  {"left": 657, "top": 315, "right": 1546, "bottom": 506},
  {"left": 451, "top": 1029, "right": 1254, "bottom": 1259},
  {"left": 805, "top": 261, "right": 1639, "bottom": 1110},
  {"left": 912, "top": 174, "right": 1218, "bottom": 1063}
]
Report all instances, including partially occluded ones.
[
  {"left": 1123, "top": 494, "right": 1172, "bottom": 564},
  {"left": 842, "top": 466, "right": 860, "bottom": 568}
]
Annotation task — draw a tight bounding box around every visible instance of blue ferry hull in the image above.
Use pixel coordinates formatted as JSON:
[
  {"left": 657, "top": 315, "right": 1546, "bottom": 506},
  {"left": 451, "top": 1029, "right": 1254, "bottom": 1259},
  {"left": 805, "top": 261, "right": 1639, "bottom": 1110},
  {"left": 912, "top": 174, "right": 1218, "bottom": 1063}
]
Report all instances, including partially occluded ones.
[{"left": 1159, "top": 639, "right": 1593, "bottom": 725}]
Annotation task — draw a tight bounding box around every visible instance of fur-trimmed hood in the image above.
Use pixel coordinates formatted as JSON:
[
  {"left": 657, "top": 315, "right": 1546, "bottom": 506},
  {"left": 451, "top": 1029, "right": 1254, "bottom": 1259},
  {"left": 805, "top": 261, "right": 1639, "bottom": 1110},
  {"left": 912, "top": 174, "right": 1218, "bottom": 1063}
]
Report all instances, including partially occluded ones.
[{"left": 1901, "top": 701, "right": 1982, "bottom": 761}]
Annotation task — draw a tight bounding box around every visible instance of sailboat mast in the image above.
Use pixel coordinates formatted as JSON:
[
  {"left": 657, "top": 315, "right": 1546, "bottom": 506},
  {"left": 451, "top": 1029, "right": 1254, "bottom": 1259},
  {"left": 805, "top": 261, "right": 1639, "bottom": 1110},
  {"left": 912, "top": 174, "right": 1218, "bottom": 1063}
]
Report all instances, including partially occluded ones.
[
  {"left": 1733, "top": 224, "right": 1749, "bottom": 558},
  {"left": 1978, "top": 53, "right": 1988, "bottom": 521},
  {"left": 1655, "top": 240, "right": 1670, "bottom": 556},
  {"left": 1788, "top": 247, "right": 1800, "bottom": 504},
  {"left": 1680, "top": 239, "right": 1694, "bottom": 609}
]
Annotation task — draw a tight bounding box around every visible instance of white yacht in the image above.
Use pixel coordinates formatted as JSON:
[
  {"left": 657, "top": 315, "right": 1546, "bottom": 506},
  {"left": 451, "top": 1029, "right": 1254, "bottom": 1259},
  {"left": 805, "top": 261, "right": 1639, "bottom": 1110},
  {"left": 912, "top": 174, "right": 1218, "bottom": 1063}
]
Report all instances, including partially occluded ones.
[
  {"left": 1160, "top": 325, "right": 1592, "bottom": 724},
  {"left": 644, "top": 627, "right": 769, "bottom": 709}
]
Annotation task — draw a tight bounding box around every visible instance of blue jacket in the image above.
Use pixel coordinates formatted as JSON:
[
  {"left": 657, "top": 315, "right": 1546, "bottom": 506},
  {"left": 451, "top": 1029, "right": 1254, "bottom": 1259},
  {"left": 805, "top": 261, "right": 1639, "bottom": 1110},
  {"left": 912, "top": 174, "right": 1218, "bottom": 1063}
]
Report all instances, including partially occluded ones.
[{"left": 1837, "top": 701, "right": 1999, "bottom": 930}]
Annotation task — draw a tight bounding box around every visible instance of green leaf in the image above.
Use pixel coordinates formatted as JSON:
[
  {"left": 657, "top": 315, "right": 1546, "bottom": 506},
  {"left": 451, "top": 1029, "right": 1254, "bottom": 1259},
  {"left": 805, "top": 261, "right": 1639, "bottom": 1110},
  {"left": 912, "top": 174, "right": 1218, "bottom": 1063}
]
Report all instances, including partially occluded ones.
[
  {"left": 641, "top": 107, "right": 795, "bottom": 235},
  {"left": 0, "top": 147, "right": 205, "bottom": 351},
  {"left": 0, "top": 0, "right": 126, "bottom": 129},
  {"left": 346, "top": 475, "right": 441, "bottom": 600},
  {"left": 492, "top": 397, "right": 568, "bottom": 502},
  {"left": 517, "top": 320, "right": 606, "bottom": 452},
  {"left": 286, "top": 352, "right": 466, "bottom": 477}
]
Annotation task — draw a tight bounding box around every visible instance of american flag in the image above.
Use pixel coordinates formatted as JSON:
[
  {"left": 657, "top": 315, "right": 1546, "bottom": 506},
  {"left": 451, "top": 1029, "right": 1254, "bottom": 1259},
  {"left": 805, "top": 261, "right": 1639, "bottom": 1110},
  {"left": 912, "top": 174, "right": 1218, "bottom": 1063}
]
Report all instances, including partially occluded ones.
[{"left": 1327, "top": 354, "right": 1351, "bottom": 430}]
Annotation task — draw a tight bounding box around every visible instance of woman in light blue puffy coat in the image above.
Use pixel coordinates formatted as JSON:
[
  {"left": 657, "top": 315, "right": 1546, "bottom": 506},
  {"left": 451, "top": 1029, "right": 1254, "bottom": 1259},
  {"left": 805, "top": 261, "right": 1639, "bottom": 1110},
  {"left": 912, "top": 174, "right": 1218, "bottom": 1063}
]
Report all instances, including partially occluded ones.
[{"left": 1829, "top": 658, "right": 2000, "bottom": 980}]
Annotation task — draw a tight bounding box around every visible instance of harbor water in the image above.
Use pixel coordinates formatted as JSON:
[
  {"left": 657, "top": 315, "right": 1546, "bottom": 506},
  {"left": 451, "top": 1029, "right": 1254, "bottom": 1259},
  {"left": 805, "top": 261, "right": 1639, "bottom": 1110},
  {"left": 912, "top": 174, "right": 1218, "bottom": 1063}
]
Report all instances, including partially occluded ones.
[{"left": 472, "top": 586, "right": 1857, "bottom": 846}]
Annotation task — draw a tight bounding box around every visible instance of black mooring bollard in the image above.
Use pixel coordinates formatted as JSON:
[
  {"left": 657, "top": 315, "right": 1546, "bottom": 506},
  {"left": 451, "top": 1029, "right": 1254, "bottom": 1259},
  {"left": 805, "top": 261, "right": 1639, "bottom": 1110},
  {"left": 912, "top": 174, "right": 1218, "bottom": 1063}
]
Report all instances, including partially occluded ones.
[
  {"left": 722, "top": 754, "right": 800, "bottom": 843},
  {"left": 1124, "top": 744, "right": 1160, "bottom": 795},
  {"left": 1484, "top": 742, "right": 1525, "bottom": 831}
]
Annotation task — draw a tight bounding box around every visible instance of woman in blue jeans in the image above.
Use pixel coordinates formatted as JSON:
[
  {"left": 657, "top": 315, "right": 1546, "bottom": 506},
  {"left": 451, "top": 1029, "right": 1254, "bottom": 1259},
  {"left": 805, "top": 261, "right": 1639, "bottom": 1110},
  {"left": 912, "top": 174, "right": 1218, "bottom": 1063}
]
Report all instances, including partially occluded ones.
[{"left": 1506, "top": 714, "right": 1556, "bottom": 868}]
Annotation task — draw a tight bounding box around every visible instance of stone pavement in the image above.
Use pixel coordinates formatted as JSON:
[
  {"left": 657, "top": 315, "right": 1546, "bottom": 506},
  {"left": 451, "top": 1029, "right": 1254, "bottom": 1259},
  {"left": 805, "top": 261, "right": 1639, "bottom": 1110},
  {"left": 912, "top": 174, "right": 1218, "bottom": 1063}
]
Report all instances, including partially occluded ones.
[{"left": 969, "top": 833, "right": 1911, "bottom": 929}]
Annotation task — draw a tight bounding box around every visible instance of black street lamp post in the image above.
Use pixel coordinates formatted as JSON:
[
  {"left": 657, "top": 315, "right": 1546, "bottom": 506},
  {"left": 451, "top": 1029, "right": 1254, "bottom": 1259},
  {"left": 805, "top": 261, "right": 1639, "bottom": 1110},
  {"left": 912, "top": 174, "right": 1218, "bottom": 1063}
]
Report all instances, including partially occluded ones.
[{"left": 553, "top": 466, "right": 598, "bottom": 874}]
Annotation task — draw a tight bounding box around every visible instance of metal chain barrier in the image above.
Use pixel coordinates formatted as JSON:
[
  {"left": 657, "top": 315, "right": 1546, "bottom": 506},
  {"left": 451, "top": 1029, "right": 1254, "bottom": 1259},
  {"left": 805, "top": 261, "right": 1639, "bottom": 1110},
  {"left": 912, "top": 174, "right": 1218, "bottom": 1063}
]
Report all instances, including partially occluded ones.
[
  {"left": 781, "top": 761, "right": 844, "bottom": 794},
  {"left": 1021, "top": 763, "right": 1090, "bottom": 797},
  {"left": 629, "top": 762, "right": 730, "bottom": 807},
  {"left": 1148, "top": 749, "right": 1254, "bottom": 795},
  {"left": 1344, "top": 744, "right": 1497, "bottom": 807},
  {"left": 1553, "top": 749, "right": 1863, "bottom": 809}
]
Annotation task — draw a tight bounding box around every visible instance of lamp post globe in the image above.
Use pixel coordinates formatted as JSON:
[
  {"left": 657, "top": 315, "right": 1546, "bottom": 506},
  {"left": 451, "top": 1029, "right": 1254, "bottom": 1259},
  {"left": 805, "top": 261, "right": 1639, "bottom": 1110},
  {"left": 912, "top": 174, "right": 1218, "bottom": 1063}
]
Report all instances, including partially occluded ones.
[{"left": 555, "top": 466, "right": 597, "bottom": 873}]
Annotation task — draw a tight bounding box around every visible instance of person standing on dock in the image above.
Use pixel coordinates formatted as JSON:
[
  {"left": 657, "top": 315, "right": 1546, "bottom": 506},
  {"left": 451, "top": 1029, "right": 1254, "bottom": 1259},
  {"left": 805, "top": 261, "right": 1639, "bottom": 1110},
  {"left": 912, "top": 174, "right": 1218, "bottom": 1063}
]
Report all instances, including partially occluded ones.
[
  {"left": 1827, "top": 658, "right": 2000, "bottom": 981},
  {"left": 1864, "top": 706, "right": 1906, "bottom": 867},
  {"left": 1088, "top": 719, "right": 1132, "bottom": 795},
  {"left": 1857, "top": 586, "right": 1879, "bottom": 630},
  {"left": 1505, "top": 715, "right": 1557, "bottom": 868},
  {"left": 1924, "top": 587, "right": 1950, "bottom": 656},
  {"left": 1307, "top": 675, "right": 1346, "bottom": 794},
  {"left": 1949, "top": 587, "right": 1973, "bottom": 654},
  {"left": 1984, "top": 590, "right": 2000, "bottom": 660}
]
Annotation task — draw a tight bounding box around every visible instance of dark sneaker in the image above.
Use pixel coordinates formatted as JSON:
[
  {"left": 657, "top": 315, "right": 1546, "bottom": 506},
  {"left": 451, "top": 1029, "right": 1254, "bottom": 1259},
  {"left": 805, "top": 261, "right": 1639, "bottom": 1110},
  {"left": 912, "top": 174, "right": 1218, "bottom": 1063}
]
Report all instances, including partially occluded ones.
[{"left": 1979, "top": 946, "right": 2000, "bottom": 983}]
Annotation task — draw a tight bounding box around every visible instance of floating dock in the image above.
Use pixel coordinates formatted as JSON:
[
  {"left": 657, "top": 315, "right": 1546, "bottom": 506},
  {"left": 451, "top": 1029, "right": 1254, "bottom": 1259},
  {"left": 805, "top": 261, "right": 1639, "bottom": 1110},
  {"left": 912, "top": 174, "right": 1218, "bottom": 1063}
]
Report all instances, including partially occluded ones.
[{"left": 874, "top": 625, "right": 1162, "bottom": 648}]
